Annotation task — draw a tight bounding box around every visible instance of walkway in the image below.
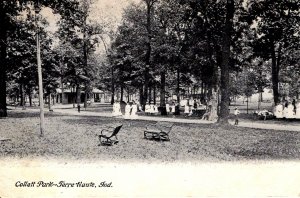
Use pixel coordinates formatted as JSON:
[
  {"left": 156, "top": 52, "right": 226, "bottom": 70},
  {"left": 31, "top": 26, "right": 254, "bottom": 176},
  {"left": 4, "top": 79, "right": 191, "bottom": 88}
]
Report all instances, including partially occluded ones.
[
  {"left": 21, "top": 104, "right": 300, "bottom": 132},
  {"left": 231, "top": 120, "right": 300, "bottom": 132},
  {"left": 50, "top": 105, "right": 215, "bottom": 124}
]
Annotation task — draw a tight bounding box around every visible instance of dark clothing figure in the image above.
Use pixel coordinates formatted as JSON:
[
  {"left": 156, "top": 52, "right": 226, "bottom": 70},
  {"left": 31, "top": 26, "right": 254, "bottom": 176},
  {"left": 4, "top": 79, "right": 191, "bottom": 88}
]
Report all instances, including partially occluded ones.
[
  {"left": 234, "top": 115, "right": 239, "bottom": 125},
  {"left": 77, "top": 104, "right": 81, "bottom": 113},
  {"left": 193, "top": 100, "right": 197, "bottom": 109},
  {"left": 234, "top": 108, "right": 240, "bottom": 125},
  {"left": 292, "top": 99, "right": 296, "bottom": 114}
]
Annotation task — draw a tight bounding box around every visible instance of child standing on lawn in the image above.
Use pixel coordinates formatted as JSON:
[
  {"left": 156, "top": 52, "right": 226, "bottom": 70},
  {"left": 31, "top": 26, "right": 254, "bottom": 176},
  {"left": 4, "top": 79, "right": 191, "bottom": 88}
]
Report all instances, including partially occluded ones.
[{"left": 234, "top": 107, "right": 240, "bottom": 125}]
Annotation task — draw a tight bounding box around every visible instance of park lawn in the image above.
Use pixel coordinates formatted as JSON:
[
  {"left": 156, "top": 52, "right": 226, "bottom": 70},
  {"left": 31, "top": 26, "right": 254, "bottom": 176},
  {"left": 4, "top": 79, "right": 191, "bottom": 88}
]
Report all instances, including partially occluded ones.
[{"left": 0, "top": 110, "right": 300, "bottom": 163}]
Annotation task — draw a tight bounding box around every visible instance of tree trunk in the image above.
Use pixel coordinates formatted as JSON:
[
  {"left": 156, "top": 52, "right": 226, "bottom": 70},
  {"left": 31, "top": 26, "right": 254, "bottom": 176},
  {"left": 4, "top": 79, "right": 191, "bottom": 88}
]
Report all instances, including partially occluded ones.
[
  {"left": 20, "top": 84, "right": 24, "bottom": 107},
  {"left": 0, "top": 10, "right": 7, "bottom": 117},
  {"left": 72, "top": 86, "right": 75, "bottom": 108},
  {"left": 201, "top": 81, "right": 204, "bottom": 97},
  {"left": 139, "top": 87, "right": 143, "bottom": 106},
  {"left": 143, "top": 0, "right": 154, "bottom": 108},
  {"left": 48, "top": 94, "right": 51, "bottom": 110},
  {"left": 61, "top": 74, "right": 64, "bottom": 104},
  {"left": 111, "top": 66, "right": 114, "bottom": 104},
  {"left": 271, "top": 41, "right": 281, "bottom": 105},
  {"left": 258, "top": 93, "right": 261, "bottom": 110},
  {"left": 127, "top": 88, "right": 130, "bottom": 103},
  {"left": 149, "top": 86, "right": 152, "bottom": 103},
  {"left": 160, "top": 71, "right": 167, "bottom": 115},
  {"left": 218, "top": 0, "right": 234, "bottom": 124},
  {"left": 153, "top": 86, "right": 156, "bottom": 104},
  {"left": 17, "top": 91, "right": 19, "bottom": 102},
  {"left": 28, "top": 88, "right": 32, "bottom": 107},
  {"left": 176, "top": 67, "right": 180, "bottom": 115},
  {"left": 84, "top": 84, "right": 88, "bottom": 109},
  {"left": 121, "top": 86, "right": 124, "bottom": 102},
  {"left": 76, "top": 84, "right": 81, "bottom": 106},
  {"left": 22, "top": 84, "right": 26, "bottom": 109}
]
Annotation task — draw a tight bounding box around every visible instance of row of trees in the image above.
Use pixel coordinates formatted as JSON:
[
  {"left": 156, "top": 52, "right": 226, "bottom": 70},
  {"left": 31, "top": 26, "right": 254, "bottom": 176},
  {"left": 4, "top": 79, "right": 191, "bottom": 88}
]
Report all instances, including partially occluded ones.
[
  {"left": 105, "top": 0, "right": 299, "bottom": 121},
  {"left": 0, "top": 0, "right": 299, "bottom": 125},
  {"left": 0, "top": 0, "right": 82, "bottom": 116},
  {"left": 0, "top": 0, "right": 108, "bottom": 116}
]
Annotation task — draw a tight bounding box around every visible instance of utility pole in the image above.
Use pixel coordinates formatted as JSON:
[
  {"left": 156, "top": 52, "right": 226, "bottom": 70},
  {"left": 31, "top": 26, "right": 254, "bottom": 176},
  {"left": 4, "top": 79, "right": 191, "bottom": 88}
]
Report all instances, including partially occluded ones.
[{"left": 35, "top": 1, "right": 45, "bottom": 136}]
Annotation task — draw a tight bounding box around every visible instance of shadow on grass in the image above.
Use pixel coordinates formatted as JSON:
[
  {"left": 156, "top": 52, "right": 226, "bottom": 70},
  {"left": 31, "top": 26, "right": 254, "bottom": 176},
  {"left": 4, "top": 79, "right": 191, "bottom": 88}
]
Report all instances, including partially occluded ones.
[
  {"left": 1, "top": 111, "right": 300, "bottom": 162},
  {"left": 6, "top": 110, "right": 69, "bottom": 119},
  {"left": 225, "top": 134, "right": 300, "bottom": 160},
  {"left": 63, "top": 116, "right": 155, "bottom": 128}
]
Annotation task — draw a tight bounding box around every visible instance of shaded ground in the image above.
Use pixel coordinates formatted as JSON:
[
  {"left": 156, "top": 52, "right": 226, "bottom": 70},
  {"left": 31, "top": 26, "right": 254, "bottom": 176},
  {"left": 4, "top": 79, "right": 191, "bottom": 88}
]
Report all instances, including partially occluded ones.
[{"left": 0, "top": 110, "right": 300, "bottom": 163}]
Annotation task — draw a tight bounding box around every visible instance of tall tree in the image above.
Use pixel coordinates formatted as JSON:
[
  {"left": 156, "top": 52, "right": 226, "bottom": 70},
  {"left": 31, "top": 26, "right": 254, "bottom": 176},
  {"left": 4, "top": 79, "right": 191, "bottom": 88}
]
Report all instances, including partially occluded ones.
[
  {"left": 141, "top": 0, "right": 158, "bottom": 108},
  {"left": 247, "top": 0, "right": 300, "bottom": 104},
  {"left": 58, "top": 0, "right": 104, "bottom": 108},
  {"left": 218, "top": 0, "right": 235, "bottom": 124},
  {"left": 0, "top": 1, "right": 19, "bottom": 116},
  {"left": 0, "top": 0, "right": 79, "bottom": 117}
]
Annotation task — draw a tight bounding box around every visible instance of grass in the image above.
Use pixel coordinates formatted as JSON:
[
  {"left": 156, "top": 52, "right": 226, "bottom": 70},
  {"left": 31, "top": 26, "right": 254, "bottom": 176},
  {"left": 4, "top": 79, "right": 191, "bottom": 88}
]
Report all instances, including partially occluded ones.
[{"left": 0, "top": 110, "right": 300, "bottom": 163}]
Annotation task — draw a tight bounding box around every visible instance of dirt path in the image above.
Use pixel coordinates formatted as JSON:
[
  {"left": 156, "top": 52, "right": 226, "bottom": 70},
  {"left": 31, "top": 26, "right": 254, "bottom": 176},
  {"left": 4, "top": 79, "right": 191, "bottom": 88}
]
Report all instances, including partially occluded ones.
[
  {"left": 19, "top": 104, "right": 300, "bottom": 132},
  {"left": 231, "top": 120, "right": 300, "bottom": 132}
]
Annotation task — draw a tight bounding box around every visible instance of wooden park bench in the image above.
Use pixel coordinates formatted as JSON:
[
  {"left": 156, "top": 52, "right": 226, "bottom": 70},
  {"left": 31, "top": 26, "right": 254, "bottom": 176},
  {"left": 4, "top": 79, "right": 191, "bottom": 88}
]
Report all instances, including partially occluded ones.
[
  {"left": 144, "top": 122, "right": 173, "bottom": 141},
  {"left": 98, "top": 125, "right": 123, "bottom": 146}
]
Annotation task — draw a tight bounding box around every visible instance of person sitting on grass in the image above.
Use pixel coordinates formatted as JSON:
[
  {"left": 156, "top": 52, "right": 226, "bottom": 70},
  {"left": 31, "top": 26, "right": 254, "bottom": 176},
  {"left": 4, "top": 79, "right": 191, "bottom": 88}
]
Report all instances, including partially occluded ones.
[
  {"left": 257, "top": 109, "right": 273, "bottom": 120},
  {"left": 234, "top": 107, "right": 240, "bottom": 125}
]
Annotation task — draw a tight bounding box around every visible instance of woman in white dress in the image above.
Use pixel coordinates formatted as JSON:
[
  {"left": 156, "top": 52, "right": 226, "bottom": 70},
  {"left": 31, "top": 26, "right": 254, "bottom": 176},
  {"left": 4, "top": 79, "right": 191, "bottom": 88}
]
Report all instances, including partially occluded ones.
[
  {"left": 171, "top": 101, "right": 176, "bottom": 115},
  {"left": 145, "top": 103, "right": 151, "bottom": 115},
  {"left": 189, "top": 105, "right": 194, "bottom": 116},
  {"left": 184, "top": 103, "right": 190, "bottom": 116},
  {"left": 112, "top": 101, "right": 122, "bottom": 117},
  {"left": 153, "top": 104, "right": 159, "bottom": 114},
  {"left": 274, "top": 102, "right": 283, "bottom": 119},
  {"left": 112, "top": 102, "right": 118, "bottom": 116},
  {"left": 295, "top": 100, "right": 300, "bottom": 119},
  {"left": 130, "top": 101, "right": 138, "bottom": 119},
  {"left": 166, "top": 103, "right": 170, "bottom": 114},
  {"left": 149, "top": 102, "right": 155, "bottom": 115},
  {"left": 124, "top": 102, "right": 132, "bottom": 119},
  {"left": 286, "top": 102, "right": 295, "bottom": 119}
]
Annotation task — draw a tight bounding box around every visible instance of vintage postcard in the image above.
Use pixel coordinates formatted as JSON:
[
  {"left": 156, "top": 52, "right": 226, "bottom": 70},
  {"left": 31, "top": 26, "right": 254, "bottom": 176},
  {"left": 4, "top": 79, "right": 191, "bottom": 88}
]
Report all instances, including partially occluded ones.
[{"left": 0, "top": 0, "right": 299, "bottom": 197}]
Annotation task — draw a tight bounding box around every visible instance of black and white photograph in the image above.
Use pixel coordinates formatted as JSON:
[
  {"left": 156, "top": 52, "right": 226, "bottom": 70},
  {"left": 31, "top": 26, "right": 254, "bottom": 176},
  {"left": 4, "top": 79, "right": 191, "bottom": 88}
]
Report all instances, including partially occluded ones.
[{"left": 0, "top": 0, "right": 300, "bottom": 197}]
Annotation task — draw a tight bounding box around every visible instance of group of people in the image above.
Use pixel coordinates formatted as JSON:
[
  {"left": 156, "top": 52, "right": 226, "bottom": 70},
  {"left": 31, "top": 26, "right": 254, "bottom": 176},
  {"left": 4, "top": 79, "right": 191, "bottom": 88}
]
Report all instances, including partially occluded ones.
[
  {"left": 145, "top": 102, "right": 159, "bottom": 115},
  {"left": 112, "top": 100, "right": 139, "bottom": 119},
  {"left": 183, "top": 99, "right": 204, "bottom": 116},
  {"left": 166, "top": 101, "right": 177, "bottom": 115},
  {"left": 273, "top": 99, "right": 300, "bottom": 119},
  {"left": 111, "top": 98, "right": 209, "bottom": 119}
]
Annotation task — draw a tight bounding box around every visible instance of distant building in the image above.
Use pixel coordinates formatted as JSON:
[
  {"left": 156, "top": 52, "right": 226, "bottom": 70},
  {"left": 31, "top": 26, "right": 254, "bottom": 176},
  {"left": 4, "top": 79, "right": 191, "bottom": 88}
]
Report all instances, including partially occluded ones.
[{"left": 55, "top": 88, "right": 111, "bottom": 104}]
